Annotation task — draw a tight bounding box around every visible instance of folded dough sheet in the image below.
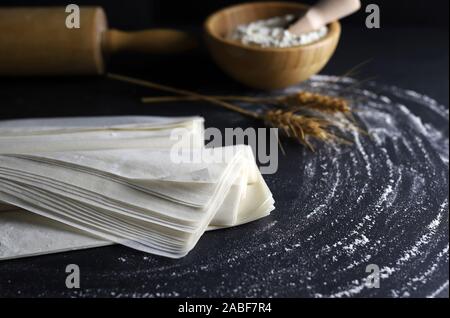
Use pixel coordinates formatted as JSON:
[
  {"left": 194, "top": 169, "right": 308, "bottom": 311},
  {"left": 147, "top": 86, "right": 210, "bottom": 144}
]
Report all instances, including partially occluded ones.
[{"left": 0, "top": 117, "right": 274, "bottom": 259}]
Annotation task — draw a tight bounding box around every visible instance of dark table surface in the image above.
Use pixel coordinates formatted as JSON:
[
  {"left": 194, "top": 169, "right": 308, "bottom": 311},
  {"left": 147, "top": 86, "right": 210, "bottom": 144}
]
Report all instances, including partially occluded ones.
[{"left": 0, "top": 25, "right": 448, "bottom": 298}]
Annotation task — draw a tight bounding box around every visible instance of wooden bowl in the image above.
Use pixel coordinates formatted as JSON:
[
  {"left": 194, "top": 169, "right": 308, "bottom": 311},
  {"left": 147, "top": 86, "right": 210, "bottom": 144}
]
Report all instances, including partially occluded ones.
[{"left": 204, "top": 1, "right": 341, "bottom": 90}]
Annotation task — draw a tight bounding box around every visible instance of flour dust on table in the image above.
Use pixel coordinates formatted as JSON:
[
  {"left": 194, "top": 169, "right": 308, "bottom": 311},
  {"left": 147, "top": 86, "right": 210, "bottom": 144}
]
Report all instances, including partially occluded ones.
[
  {"left": 111, "top": 76, "right": 447, "bottom": 298},
  {"left": 0, "top": 77, "right": 447, "bottom": 298},
  {"left": 240, "top": 75, "right": 449, "bottom": 298}
]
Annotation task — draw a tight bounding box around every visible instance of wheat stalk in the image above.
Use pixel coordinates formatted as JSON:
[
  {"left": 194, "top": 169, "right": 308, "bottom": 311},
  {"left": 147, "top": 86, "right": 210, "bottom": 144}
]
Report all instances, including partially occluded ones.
[
  {"left": 142, "top": 92, "right": 350, "bottom": 113},
  {"left": 108, "top": 73, "right": 357, "bottom": 151},
  {"left": 276, "top": 92, "right": 350, "bottom": 113}
]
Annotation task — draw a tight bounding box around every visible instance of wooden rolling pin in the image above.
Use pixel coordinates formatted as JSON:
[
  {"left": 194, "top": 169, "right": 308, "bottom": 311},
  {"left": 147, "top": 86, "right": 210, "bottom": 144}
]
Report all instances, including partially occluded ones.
[{"left": 0, "top": 7, "right": 197, "bottom": 76}]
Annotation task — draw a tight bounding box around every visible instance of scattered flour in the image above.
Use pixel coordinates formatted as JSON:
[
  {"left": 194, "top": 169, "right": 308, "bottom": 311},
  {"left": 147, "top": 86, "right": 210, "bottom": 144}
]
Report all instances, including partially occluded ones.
[
  {"left": 25, "top": 76, "right": 447, "bottom": 299},
  {"left": 230, "top": 14, "right": 328, "bottom": 48}
]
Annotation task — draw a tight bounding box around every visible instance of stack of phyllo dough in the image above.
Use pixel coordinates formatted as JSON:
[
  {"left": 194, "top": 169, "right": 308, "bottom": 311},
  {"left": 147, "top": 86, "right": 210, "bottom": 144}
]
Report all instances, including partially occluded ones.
[{"left": 0, "top": 116, "right": 274, "bottom": 259}]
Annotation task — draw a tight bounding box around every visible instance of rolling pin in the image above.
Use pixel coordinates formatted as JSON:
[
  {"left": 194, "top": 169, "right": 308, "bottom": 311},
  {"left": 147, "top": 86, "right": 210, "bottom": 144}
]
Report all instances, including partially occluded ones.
[{"left": 0, "top": 7, "right": 197, "bottom": 76}]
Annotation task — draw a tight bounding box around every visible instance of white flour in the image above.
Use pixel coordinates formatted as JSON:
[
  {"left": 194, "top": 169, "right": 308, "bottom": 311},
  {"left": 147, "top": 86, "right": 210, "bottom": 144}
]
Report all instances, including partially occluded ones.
[{"left": 230, "top": 14, "right": 328, "bottom": 48}]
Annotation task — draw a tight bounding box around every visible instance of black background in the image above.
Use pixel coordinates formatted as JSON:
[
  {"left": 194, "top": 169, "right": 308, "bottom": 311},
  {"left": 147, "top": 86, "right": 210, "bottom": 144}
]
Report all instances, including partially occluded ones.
[
  {"left": 1, "top": 0, "right": 448, "bottom": 27},
  {"left": 0, "top": 0, "right": 448, "bottom": 298},
  {"left": 0, "top": 0, "right": 448, "bottom": 114}
]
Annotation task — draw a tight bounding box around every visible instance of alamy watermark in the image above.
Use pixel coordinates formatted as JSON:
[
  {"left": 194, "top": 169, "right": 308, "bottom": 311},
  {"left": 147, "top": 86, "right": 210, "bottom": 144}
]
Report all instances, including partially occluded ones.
[
  {"left": 170, "top": 127, "right": 279, "bottom": 175},
  {"left": 365, "top": 4, "right": 381, "bottom": 29},
  {"left": 65, "top": 264, "right": 80, "bottom": 289},
  {"left": 65, "top": 4, "right": 80, "bottom": 29},
  {"left": 365, "top": 264, "right": 380, "bottom": 289}
]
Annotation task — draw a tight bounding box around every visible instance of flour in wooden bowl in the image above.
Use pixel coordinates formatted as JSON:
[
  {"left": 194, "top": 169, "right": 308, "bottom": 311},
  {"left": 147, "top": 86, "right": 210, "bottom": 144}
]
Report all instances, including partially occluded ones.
[{"left": 230, "top": 14, "right": 328, "bottom": 48}]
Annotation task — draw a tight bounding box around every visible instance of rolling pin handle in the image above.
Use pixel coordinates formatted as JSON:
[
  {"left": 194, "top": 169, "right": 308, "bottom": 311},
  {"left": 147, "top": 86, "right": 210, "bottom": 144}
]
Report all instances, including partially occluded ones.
[{"left": 102, "top": 29, "right": 198, "bottom": 56}]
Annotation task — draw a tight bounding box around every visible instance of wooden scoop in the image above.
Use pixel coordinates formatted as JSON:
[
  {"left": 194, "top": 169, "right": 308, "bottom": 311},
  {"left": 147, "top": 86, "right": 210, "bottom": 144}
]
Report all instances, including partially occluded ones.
[
  {"left": 289, "top": 0, "right": 361, "bottom": 34},
  {"left": 0, "top": 7, "right": 197, "bottom": 76}
]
